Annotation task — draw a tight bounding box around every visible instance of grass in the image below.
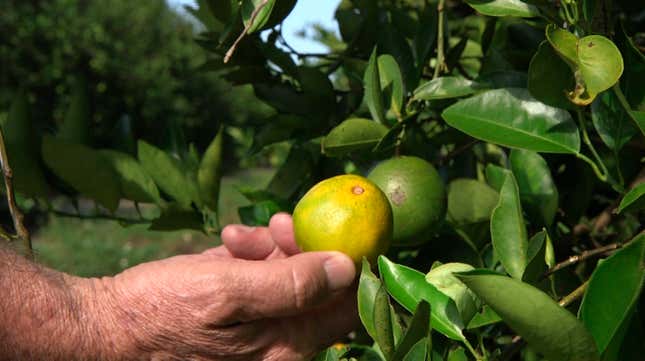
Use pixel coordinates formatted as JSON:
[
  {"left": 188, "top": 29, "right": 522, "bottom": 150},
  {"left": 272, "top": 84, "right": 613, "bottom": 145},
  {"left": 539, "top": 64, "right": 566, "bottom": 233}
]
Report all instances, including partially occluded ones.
[{"left": 33, "top": 168, "right": 274, "bottom": 277}]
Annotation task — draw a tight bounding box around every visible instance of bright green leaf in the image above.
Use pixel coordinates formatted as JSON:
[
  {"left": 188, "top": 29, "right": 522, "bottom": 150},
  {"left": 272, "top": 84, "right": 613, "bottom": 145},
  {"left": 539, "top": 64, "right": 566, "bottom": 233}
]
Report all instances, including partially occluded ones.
[
  {"left": 412, "top": 77, "right": 481, "bottom": 101},
  {"left": 426, "top": 263, "right": 479, "bottom": 324},
  {"left": 491, "top": 171, "right": 528, "bottom": 279},
  {"left": 485, "top": 164, "right": 509, "bottom": 192},
  {"left": 322, "top": 118, "right": 388, "bottom": 157},
  {"left": 617, "top": 183, "right": 645, "bottom": 214},
  {"left": 378, "top": 255, "right": 465, "bottom": 341},
  {"left": 241, "top": 0, "right": 276, "bottom": 33},
  {"left": 42, "top": 136, "right": 120, "bottom": 212},
  {"left": 510, "top": 149, "right": 559, "bottom": 227},
  {"left": 378, "top": 54, "right": 404, "bottom": 117},
  {"left": 546, "top": 25, "right": 579, "bottom": 67},
  {"left": 99, "top": 150, "right": 161, "bottom": 204},
  {"left": 358, "top": 258, "right": 382, "bottom": 341},
  {"left": 364, "top": 47, "right": 387, "bottom": 124},
  {"left": 577, "top": 36, "right": 624, "bottom": 98},
  {"left": 580, "top": 234, "right": 645, "bottom": 357},
  {"left": 442, "top": 88, "right": 580, "bottom": 154},
  {"left": 457, "top": 270, "right": 600, "bottom": 361},
  {"left": 465, "top": 0, "right": 539, "bottom": 17}
]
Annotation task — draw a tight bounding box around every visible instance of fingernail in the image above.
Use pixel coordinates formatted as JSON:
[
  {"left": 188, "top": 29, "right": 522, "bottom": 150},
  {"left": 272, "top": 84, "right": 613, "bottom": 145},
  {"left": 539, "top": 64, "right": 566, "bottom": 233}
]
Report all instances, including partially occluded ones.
[
  {"left": 238, "top": 225, "right": 256, "bottom": 233},
  {"left": 324, "top": 253, "right": 356, "bottom": 291}
]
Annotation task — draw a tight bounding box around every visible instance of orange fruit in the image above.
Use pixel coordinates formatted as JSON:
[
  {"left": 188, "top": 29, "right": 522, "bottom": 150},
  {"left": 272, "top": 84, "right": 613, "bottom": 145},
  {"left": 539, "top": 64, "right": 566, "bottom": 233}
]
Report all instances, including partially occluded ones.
[
  {"left": 292, "top": 174, "right": 392, "bottom": 264},
  {"left": 367, "top": 156, "right": 446, "bottom": 245}
]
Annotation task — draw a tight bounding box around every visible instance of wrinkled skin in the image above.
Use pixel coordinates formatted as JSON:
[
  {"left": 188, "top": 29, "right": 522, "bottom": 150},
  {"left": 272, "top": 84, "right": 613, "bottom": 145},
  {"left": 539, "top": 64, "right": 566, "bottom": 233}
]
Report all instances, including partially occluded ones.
[{"left": 91, "top": 213, "right": 359, "bottom": 361}]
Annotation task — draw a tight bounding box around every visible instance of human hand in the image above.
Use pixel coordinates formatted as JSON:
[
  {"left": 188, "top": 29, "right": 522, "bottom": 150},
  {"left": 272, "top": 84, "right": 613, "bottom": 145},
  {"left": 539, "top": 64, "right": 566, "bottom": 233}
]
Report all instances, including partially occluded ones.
[{"left": 87, "top": 213, "right": 358, "bottom": 361}]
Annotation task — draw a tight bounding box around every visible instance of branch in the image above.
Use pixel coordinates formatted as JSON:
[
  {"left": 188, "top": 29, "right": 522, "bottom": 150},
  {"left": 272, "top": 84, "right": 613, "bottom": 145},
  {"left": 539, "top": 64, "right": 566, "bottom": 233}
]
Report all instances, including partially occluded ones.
[
  {"left": 542, "top": 243, "right": 622, "bottom": 278},
  {"left": 224, "top": 0, "right": 270, "bottom": 63},
  {"left": 432, "top": 0, "right": 448, "bottom": 78},
  {"left": 558, "top": 280, "right": 589, "bottom": 307},
  {"left": 0, "top": 128, "right": 33, "bottom": 259},
  {"left": 50, "top": 209, "right": 151, "bottom": 225}
]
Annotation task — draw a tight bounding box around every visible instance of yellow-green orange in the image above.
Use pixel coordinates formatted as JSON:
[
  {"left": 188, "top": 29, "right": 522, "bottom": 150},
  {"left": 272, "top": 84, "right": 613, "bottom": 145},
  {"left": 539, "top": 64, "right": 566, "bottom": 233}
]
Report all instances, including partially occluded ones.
[
  {"left": 292, "top": 174, "right": 392, "bottom": 264},
  {"left": 368, "top": 156, "right": 446, "bottom": 245}
]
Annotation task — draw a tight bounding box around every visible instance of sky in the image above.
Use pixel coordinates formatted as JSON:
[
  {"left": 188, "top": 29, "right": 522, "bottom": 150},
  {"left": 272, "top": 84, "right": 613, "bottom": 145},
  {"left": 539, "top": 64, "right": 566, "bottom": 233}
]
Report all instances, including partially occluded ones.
[{"left": 167, "top": 0, "right": 341, "bottom": 54}]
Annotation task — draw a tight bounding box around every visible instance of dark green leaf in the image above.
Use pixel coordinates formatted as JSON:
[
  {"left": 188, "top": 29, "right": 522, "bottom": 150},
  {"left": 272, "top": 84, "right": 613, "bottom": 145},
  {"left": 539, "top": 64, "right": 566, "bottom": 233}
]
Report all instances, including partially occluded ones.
[
  {"left": 364, "top": 47, "right": 387, "bottom": 124},
  {"left": 266, "top": 145, "right": 315, "bottom": 200},
  {"left": 198, "top": 128, "right": 224, "bottom": 210},
  {"left": 464, "top": 0, "right": 540, "bottom": 17},
  {"left": 628, "top": 111, "right": 645, "bottom": 136},
  {"left": 378, "top": 255, "right": 465, "bottom": 341},
  {"left": 580, "top": 234, "right": 645, "bottom": 358},
  {"left": 522, "top": 230, "right": 547, "bottom": 283},
  {"left": 137, "top": 140, "right": 200, "bottom": 208},
  {"left": 1, "top": 92, "right": 49, "bottom": 197},
  {"left": 491, "top": 171, "right": 528, "bottom": 279},
  {"left": 59, "top": 76, "right": 91, "bottom": 145},
  {"left": 238, "top": 199, "right": 284, "bottom": 226},
  {"left": 616, "top": 22, "right": 645, "bottom": 111},
  {"left": 617, "top": 183, "right": 645, "bottom": 214},
  {"left": 414, "top": 5, "right": 437, "bottom": 70},
  {"left": 393, "top": 300, "right": 431, "bottom": 361},
  {"left": 322, "top": 118, "right": 388, "bottom": 157},
  {"left": 374, "top": 285, "right": 395, "bottom": 360},
  {"left": 510, "top": 149, "right": 559, "bottom": 227},
  {"left": 528, "top": 41, "right": 575, "bottom": 110},
  {"left": 149, "top": 204, "right": 204, "bottom": 231},
  {"left": 442, "top": 88, "right": 580, "bottom": 154},
  {"left": 42, "top": 136, "right": 120, "bottom": 212},
  {"left": 447, "top": 347, "right": 468, "bottom": 361},
  {"left": 358, "top": 258, "right": 381, "bottom": 341},
  {"left": 591, "top": 91, "right": 637, "bottom": 152},
  {"left": 241, "top": 0, "right": 276, "bottom": 33},
  {"left": 99, "top": 150, "right": 161, "bottom": 204},
  {"left": 476, "top": 71, "right": 527, "bottom": 89},
  {"left": 466, "top": 305, "right": 502, "bottom": 329},
  {"left": 401, "top": 338, "right": 428, "bottom": 361},
  {"left": 412, "top": 77, "right": 481, "bottom": 101},
  {"left": 457, "top": 271, "right": 600, "bottom": 361}
]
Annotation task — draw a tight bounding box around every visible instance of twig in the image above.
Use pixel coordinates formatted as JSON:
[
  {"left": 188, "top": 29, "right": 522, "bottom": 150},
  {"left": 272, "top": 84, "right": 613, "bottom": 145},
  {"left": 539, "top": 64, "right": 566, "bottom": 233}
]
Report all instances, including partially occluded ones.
[
  {"left": 558, "top": 280, "right": 590, "bottom": 307},
  {"left": 433, "top": 0, "right": 447, "bottom": 79},
  {"left": 542, "top": 243, "right": 622, "bottom": 278},
  {"left": 0, "top": 128, "right": 33, "bottom": 259},
  {"left": 50, "top": 209, "right": 151, "bottom": 225},
  {"left": 224, "top": 0, "right": 270, "bottom": 63}
]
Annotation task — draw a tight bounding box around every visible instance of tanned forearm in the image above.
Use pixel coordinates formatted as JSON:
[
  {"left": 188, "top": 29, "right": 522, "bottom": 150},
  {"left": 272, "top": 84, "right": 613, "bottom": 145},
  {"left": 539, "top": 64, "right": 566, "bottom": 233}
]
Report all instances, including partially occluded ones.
[{"left": 0, "top": 245, "right": 133, "bottom": 360}]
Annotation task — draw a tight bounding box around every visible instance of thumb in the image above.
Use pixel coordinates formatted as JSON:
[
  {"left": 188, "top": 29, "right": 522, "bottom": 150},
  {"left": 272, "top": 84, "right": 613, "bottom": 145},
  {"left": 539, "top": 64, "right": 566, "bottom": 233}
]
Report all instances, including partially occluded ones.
[{"left": 222, "top": 251, "right": 356, "bottom": 322}]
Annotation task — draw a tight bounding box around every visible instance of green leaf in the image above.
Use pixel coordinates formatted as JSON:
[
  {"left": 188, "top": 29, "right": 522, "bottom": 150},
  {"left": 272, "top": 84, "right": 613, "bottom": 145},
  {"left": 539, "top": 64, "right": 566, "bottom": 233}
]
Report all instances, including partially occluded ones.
[
  {"left": 364, "top": 47, "right": 387, "bottom": 124},
  {"left": 241, "top": 0, "right": 276, "bottom": 33},
  {"left": 617, "top": 183, "right": 645, "bottom": 214},
  {"left": 374, "top": 285, "right": 395, "bottom": 360},
  {"left": 378, "top": 55, "right": 404, "bottom": 117},
  {"left": 412, "top": 77, "right": 481, "bottom": 101},
  {"left": 392, "top": 300, "right": 431, "bottom": 361},
  {"left": 402, "top": 338, "right": 429, "bottom": 361},
  {"left": 98, "top": 150, "right": 161, "bottom": 204},
  {"left": 322, "top": 118, "right": 388, "bottom": 157},
  {"left": 42, "top": 136, "right": 120, "bottom": 212},
  {"left": 198, "top": 128, "right": 224, "bottom": 210},
  {"left": 628, "top": 111, "right": 645, "bottom": 136},
  {"left": 465, "top": 0, "right": 540, "bottom": 17},
  {"left": 490, "top": 171, "right": 528, "bottom": 279},
  {"left": 266, "top": 144, "right": 315, "bottom": 200},
  {"left": 528, "top": 41, "right": 575, "bottom": 110},
  {"left": 59, "top": 76, "right": 91, "bottom": 145},
  {"left": 457, "top": 270, "right": 600, "bottom": 361},
  {"left": 1, "top": 92, "right": 49, "bottom": 197},
  {"left": 378, "top": 255, "right": 465, "bottom": 341},
  {"left": 591, "top": 91, "right": 637, "bottom": 152},
  {"left": 522, "top": 230, "right": 547, "bottom": 283},
  {"left": 579, "top": 234, "right": 645, "bottom": 358},
  {"left": 616, "top": 21, "right": 645, "bottom": 112},
  {"left": 577, "top": 36, "right": 624, "bottom": 98},
  {"left": 442, "top": 88, "right": 580, "bottom": 154},
  {"left": 447, "top": 179, "right": 499, "bottom": 225},
  {"left": 238, "top": 199, "right": 284, "bottom": 226},
  {"left": 426, "top": 263, "right": 479, "bottom": 325},
  {"left": 358, "top": 259, "right": 381, "bottom": 341},
  {"left": 149, "top": 204, "right": 204, "bottom": 231},
  {"left": 137, "top": 140, "right": 199, "bottom": 207},
  {"left": 546, "top": 25, "right": 579, "bottom": 67},
  {"left": 466, "top": 305, "right": 502, "bottom": 329},
  {"left": 485, "top": 164, "right": 509, "bottom": 192},
  {"left": 312, "top": 345, "right": 349, "bottom": 361},
  {"left": 509, "top": 149, "right": 559, "bottom": 227},
  {"left": 414, "top": 5, "right": 437, "bottom": 70},
  {"left": 447, "top": 347, "right": 468, "bottom": 361}
]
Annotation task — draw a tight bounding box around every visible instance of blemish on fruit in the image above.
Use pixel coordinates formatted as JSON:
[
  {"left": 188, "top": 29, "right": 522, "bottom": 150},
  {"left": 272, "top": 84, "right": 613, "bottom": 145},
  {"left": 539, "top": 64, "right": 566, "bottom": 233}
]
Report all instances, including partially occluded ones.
[
  {"left": 352, "top": 185, "right": 364, "bottom": 195},
  {"left": 391, "top": 186, "right": 406, "bottom": 206},
  {"left": 588, "top": 41, "right": 594, "bottom": 47}
]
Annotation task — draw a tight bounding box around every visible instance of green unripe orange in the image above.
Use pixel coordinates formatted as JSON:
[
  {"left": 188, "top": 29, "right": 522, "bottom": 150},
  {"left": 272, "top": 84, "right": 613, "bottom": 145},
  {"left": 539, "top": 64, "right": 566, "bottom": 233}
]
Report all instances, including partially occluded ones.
[{"left": 367, "top": 156, "right": 446, "bottom": 245}]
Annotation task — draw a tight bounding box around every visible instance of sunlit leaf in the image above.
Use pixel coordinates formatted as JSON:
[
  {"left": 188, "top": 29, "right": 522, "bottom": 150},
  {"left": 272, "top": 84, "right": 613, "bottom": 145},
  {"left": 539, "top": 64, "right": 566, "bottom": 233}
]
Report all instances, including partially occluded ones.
[
  {"left": 99, "top": 150, "right": 161, "bottom": 204},
  {"left": 322, "top": 118, "right": 388, "bottom": 157},
  {"left": 364, "top": 47, "right": 387, "bottom": 124},
  {"left": 465, "top": 0, "right": 540, "bottom": 17}
]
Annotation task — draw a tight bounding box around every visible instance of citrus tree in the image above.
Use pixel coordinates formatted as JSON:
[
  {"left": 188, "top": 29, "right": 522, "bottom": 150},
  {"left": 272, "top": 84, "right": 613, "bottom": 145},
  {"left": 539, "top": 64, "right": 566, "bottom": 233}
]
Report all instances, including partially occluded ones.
[{"left": 1, "top": 0, "right": 644, "bottom": 360}]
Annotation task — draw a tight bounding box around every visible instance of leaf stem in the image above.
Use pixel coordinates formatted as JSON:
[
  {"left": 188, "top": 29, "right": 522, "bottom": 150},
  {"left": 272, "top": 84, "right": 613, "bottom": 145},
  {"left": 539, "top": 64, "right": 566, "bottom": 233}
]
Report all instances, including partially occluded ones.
[
  {"left": 0, "top": 127, "right": 33, "bottom": 259},
  {"left": 432, "top": 0, "right": 447, "bottom": 79},
  {"left": 576, "top": 109, "right": 608, "bottom": 182}
]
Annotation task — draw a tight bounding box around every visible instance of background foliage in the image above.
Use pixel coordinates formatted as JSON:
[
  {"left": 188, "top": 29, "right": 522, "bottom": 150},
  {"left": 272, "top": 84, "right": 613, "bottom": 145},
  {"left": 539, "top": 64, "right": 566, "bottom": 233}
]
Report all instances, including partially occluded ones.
[{"left": 1, "top": 0, "right": 644, "bottom": 360}]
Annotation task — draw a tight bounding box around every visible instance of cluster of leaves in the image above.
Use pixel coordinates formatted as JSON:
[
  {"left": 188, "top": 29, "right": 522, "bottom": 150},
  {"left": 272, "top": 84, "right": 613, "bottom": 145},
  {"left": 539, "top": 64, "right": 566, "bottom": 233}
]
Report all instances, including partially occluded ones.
[{"left": 188, "top": 0, "right": 644, "bottom": 360}]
